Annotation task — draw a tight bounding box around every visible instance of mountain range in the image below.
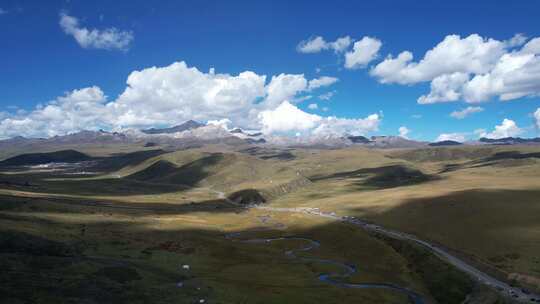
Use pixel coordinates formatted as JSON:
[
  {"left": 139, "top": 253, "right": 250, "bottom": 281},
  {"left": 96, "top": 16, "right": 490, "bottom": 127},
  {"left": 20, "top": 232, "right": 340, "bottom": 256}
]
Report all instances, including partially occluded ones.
[
  {"left": 141, "top": 120, "right": 204, "bottom": 134},
  {"left": 1, "top": 120, "right": 540, "bottom": 151}
]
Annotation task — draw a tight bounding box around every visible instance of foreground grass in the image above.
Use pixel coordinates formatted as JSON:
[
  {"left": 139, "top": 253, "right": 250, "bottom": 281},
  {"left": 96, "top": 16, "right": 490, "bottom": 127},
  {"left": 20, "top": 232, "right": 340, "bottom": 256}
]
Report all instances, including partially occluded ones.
[
  {"left": 0, "top": 193, "right": 433, "bottom": 303},
  {"left": 273, "top": 146, "right": 540, "bottom": 292},
  {"left": 2, "top": 144, "right": 538, "bottom": 301}
]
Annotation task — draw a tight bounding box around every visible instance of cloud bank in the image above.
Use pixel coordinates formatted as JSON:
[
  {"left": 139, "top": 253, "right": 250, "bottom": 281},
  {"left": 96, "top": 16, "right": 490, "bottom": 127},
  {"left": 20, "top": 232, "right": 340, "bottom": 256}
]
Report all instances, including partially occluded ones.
[
  {"left": 0, "top": 87, "right": 109, "bottom": 138},
  {"left": 435, "top": 118, "right": 525, "bottom": 142},
  {"left": 436, "top": 133, "right": 466, "bottom": 142},
  {"left": 479, "top": 118, "right": 523, "bottom": 139},
  {"left": 370, "top": 34, "right": 540, "bottom": 103},
  {"left": 0, "top": 61, "right": 380, "bottom": 139}
]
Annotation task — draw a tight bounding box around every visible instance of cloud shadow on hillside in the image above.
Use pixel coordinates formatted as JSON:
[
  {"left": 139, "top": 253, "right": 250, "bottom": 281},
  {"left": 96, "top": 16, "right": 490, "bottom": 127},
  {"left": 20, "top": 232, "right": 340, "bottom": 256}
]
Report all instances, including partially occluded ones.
[
  {"left": 0, "top": 153, "right": 228, "bottom": 197},
  {"left": 310, "top": 164, "right": 438, "bottom": 190},
  {"left": 440, "top": 151, "right": 540, "bottom": 173}
]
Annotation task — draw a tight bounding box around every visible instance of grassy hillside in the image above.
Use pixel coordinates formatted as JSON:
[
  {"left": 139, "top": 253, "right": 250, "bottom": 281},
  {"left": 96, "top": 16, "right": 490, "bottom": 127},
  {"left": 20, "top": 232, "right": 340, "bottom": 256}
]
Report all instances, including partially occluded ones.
[
  {"left": 0, "top": 193, "right": 437, "bottom": 304},
  {"left": 127, "top": 153, "right": 230, "bottom": 186},
  {"left": 273, "top": 145, "right": 540, "bottom": 292},
  {"left": 0, "top": 150, "right": 91, "bottom": 167},
  {"left": 0, "top": 144, "right": 537, "bottom": 301}
]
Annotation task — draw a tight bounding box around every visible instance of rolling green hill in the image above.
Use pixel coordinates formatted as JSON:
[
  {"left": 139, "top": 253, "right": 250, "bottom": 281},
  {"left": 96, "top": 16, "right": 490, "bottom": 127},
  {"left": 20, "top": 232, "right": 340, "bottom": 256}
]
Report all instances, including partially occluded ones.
[
  {"left": 1, "top": 144, "right": 539, "bottom": 302},
  {"left": 0, "top": 150, "right": 91, "bottom": 167}
]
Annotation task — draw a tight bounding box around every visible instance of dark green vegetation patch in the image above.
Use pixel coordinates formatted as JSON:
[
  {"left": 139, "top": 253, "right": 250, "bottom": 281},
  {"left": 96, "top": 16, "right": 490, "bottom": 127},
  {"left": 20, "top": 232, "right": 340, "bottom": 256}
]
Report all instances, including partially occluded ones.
[
  {"left": 95, "top": 266, "right": 141, "bottom": 284},
  {"left": 0, "top": 150, "right": 91, "bottom": 166},
  {"left": 441, "top": 150, "right": 540, "bottom": 173},
  {"left": 127, "top": 153, "right": 225, "bottom": 186},
  {"left": 238, "top": 146, "right": 296, "bottom": 160},
  {"left": 0, "top": 231, "right": 81, "bottom": 257},
  {"left": 227, "top": 189, "right": 266, "bottom": 205},
  {"left": 389, "top": 147, "right": 497, "bottom": 162},
  {"left": 379, "top": 236, "right": 474, "bottom": 304},
  {"left": 311, "top": 164, "right": 436, "bottom": 189},
  {"left": 92, "top": 149, "right": 166, "bottom": 172}
]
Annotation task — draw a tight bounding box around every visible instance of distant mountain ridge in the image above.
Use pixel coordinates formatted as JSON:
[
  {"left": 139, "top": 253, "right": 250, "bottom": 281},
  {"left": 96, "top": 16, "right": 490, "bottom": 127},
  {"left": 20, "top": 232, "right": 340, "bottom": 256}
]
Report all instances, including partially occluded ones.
[
  {"left": 142, "top": 120, "right": 204, "bottom": 134},
  {"left": 367, "top": 136, "right": 428, "bottom": 148},
  {"left": 347, "top": 135, "right": 371, "bottom": 144},
  {"left": 479, "top": 137, "right": 540, "bottom": 145},
  {"left": 2, "top": 120, "right": 540, "bottom": 152},
  {"left": 429, "top": 140, "right": 463, "bottom": 147}
]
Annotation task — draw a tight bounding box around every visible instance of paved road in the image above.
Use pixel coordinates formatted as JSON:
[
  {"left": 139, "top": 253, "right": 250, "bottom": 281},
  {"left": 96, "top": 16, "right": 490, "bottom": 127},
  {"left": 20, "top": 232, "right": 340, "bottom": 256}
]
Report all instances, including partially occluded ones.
[{"left": 254, "top": 206, "right": 540, "bottom": 303}]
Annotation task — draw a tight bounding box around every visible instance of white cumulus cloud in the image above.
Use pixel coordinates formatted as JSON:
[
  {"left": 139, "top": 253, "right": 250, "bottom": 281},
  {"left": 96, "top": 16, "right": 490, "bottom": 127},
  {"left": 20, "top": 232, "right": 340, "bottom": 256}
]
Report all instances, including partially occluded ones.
[
  {"left": 308, "top": 103, "right": 318, "bottom": 110},
  {"left": 308, "top": 76, "right": 339, "bottom": 90},
  {"left": 297, "top": 36, "right": 328, "bottom": 53},
  {"left": 258, "top": 101, "right": 322, "bottom": 133},
  {"left": 417, "top": 72, "right": 469, "bottom": 104},
  {"left": 0, "top": 87, "right": 109, "bottom": 139},
  {"left": 329, "top": 36, "right": 353, "bottom": 53},
  {"left": 371, "top": 34, "right": 540, "bottom": 104},
  {"left": 507, "top": 33, "right": 528, "bottom": 47},
  {"left": 258, "top": 101, "right": 380, "bottom": 136},
  {"left": 450, "top": 106, "right": 484, "bottom": 119},
  {"left": 398, "top": 126, "right": 410, "bottom": 138},
  {"left": 436, "top": 133, "right": 467, "bottom": 142},
  {"left": 371, "top": 34, "right": 505, "bottom": 84},
  {"left": 111, "top": 61, "right": 267, "bottom": 128},
  {"left": 312, "top": 114, "right": 380, "bottom": 137},
  {"left": 297, "top": 36, "right": 352, "bottom": 53},
  {"left": 0, "top": 61, "right": 348, "bottom": 139},
  {"left": 462, "top": 43, "right": 540, "bottom": 102},
  {"left": 344, "top": 36, "right": 382, "bottom": 69},
  {"left": 263, "top": 73, "right": 309, "bottom": 109},
  {"left": 59, "top": 12, "right": 133, "bottom": 51},
  {"left": 479, "top": 119, "right": 523, "bottom": 139},
  {"left": 535, "top": 108, "right": 540, "bottom": 129}
]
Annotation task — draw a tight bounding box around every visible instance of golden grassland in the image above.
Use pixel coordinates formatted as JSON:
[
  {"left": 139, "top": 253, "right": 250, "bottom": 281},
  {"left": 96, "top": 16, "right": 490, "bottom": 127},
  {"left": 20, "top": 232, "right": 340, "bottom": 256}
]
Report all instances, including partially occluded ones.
[
  {"left": 0, "top": 194, "right": 426, "bottom": 303},
  {"left": 272, "top": 146, "right": 540, "bottom": 291},
  {"left": 2, "top": 144, "right": 538, "bottom": 303}
]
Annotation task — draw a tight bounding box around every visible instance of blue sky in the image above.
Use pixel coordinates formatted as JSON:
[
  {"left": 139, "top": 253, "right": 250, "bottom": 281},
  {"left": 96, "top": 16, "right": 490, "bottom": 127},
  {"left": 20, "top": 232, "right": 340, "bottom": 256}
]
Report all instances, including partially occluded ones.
[{"left": 0, "top": 0, "right": 539, "bottom": 141}]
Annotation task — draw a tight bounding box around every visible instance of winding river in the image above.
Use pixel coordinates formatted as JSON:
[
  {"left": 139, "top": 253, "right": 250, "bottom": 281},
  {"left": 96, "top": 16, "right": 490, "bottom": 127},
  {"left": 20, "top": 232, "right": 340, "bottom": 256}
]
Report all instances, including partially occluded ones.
[
  {"left": 215, "top": 189, "right": 540, "bottom": 303},
  {"left": 226, "top": 233, "right": 425, "bottom": 304}
]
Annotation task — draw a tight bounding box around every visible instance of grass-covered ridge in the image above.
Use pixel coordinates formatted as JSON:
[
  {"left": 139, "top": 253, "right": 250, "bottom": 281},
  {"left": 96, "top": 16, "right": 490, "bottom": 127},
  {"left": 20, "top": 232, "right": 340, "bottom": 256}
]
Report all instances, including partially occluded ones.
[
  {"left": 0, "top": 149, "right": 91, "bottom": 167},
  {"left": 311, "top": 164, "right": 436, "bottom": 189},
  {"left": 1, "top": 144, "right": 539, "bottom": 302}
]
